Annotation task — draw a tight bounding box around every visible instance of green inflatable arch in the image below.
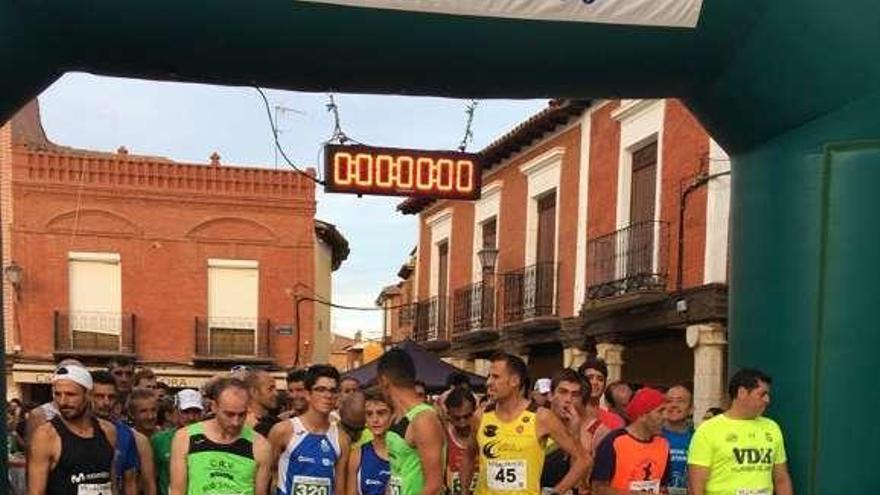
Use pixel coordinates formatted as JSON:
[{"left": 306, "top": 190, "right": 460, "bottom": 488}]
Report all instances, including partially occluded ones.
[{"left": 3, "top": 1, "right": 879, "bottom": 491}]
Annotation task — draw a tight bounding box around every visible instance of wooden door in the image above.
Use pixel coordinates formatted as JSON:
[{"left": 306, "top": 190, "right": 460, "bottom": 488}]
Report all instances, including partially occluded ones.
[
  {"left": 628, "top": 142, "right": 657, "bottom": 278},
  {"left": 534, "top": 192, "right": 557, "bottom": 315}
]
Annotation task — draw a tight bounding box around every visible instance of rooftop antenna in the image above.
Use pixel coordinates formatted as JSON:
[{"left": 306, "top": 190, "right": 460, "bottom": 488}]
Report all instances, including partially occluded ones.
[{"left": 272, "top": 103, "right": 305, "bottom": 169}]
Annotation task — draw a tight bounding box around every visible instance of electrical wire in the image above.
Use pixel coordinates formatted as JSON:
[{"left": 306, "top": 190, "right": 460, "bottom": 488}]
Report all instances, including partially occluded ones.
[
  {"left": 295, "top": 295, "right": 416, "bottom": 312},
  {"left": 254, "top": 86, "right": 326, "bottom": 186}
]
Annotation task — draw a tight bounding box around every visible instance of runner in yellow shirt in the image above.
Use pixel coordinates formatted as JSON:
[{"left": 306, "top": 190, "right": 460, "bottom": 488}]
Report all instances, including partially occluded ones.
[{"left": 688, "top": 368, "right": 794, "bottom": 495}]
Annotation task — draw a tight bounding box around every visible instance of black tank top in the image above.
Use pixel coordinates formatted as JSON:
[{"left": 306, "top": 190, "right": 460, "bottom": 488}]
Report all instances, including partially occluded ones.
[{"left": 47, "top": 415, "right": 115, "bottom": 495}]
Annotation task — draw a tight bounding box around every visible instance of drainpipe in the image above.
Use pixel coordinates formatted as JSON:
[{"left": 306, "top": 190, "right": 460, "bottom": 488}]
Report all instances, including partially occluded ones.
[{"left": 677, "top": 170, "right": 732, "bottom": 291}]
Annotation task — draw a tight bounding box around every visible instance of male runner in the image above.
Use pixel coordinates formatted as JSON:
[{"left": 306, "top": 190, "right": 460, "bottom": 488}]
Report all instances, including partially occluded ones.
[
  {"left": 244, "top": 369, "right": 280, "bottom": 437},
  {"left": 28, "top": 364, "right": 118, "bottom": 495},
  {"left": 444, "top": 387, "right": 477, "bottom": 495},
  {"left": 282, "top": 368, "right": 309, "bottom": 418},
  {"left": 109, "top": 358, "right": 136, "bottom": 404},
  {"left": 376, "top": 349, "right": 445, "bottom": 495},
  {"left": 462, "top": 353, "right": 589, "bottom": 495},
  {"left": 591, "top": 387, "right": 670, "bottom": 495},
  {"left": 346, "top": 388, "right": 392, "bottom": 495},
  {"left": 541, "top": 369, "right": 586, "bottom": 495},
  {"left": 170, "top": 377, "right": 272, "bottom": 495},
  {"left": 129, "top": 387, "right": 159, "bottom": 437},
  {"left": 24, "top": 359, "right": 84, "bottom": 444},
  {"left": 91, "top": 370, "right": 143, "bottom": 495},
  {"left": 662, "top": 384, "right": 694, "bottom": 494},
  {"left": 270, "top": 365, "right": 350, "bottom": 495},
  {"left": 688, "top": 369, "right": 794, "bottom": 495},
  {"left": 153, "top": 389, "right": 204, "bottom": 495},
  {"left": 578, "top": 358, "right": 625, "bottom": 430}
]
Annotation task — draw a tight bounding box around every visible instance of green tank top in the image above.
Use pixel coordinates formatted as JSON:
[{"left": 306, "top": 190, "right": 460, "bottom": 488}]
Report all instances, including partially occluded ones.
[
  {"left": 386, "top": 403, "right": 444, "bottom": 495},
  {"left": 186, "top": 422, "right": 257, "bottom": 495}
]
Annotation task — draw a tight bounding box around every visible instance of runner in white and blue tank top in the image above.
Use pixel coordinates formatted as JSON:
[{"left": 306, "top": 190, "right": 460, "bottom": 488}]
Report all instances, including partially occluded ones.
[
  {"left": 276, "top": 416, "right": 341, "bottom": 495},
  {"left": 358, "top": 441, "right": 391, "bottom": 495}
]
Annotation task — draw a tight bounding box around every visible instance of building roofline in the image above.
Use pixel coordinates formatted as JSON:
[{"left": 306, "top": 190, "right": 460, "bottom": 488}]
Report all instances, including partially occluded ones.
[{"left": 315, "top": 219, "right": 351, "bottom": 271}]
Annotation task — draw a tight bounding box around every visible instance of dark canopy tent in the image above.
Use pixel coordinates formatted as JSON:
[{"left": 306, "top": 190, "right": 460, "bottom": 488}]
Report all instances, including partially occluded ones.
[
  {"left": 343, "top": 340, "right": 485, "bottom": 392},
  {"left": 3, "top": 1, "right": 880, "bottom": 491}
]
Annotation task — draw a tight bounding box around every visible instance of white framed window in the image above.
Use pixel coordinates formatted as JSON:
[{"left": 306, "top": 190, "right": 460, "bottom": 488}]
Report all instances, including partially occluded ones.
[
  {"left": 207, "top": 259, "right": 259, "bottom": 355},
  {"left": 68, "top": 252, "right": 122, "bottom": 335},
  {"left": 471, "top": 182, "right": 502, "bottom": 282},
  {"left": 520, "top": 147, "right": 564, "bottom": 267},
  {"left": 426, "top": 209, "right": 453, "bottom": 298}
]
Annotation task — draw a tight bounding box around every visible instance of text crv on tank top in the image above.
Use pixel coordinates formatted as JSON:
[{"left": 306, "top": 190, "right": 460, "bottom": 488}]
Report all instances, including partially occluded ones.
[
  {"left": 385, "top": 402, "right": 444, "bottom": 495},
  {"left": 47, "top": 415, "right": 114, "bottom": 495},
  {"left": 476, "top": 402, "right": 545, "bottom": 495},
  {"left": 186, "top": 422, "right": 257, "bottom": 495}
]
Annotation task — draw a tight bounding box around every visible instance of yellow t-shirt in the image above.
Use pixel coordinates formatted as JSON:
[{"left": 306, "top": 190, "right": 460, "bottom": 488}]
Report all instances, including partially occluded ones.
[
  {"left": 476, "top": 403, "right": 544, "bottom": 495},
  {"left": 688, "top": 414, "right": 787, "bottom": 495}
]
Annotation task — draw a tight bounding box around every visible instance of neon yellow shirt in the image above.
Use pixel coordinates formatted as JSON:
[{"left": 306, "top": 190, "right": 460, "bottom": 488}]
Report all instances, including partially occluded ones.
[{"left": 688, "top": 414, "right": 787, "bottom": 495}]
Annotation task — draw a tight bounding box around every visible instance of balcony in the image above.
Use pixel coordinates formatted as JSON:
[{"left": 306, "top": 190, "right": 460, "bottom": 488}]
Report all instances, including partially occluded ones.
[
  {"left": 452, "top": 281, "right": 497, "bottom": 337},
  {"left": 194, "top": 317, "right": 273, "bottom": 364},
  {"left": 54, "top": 311, "right": 137, "bottom": 359},
  {"left": 412, "top": 297, "right": 450, "bottom": 349},
  {"left": 586, "top": 220, "right": 669, "bottom": 302},
  {"left": 398, "top": 303, "right": 416, "bottom": 328},
  {"left": 502, "top": 261, "right": 559, "bottom": 325}
]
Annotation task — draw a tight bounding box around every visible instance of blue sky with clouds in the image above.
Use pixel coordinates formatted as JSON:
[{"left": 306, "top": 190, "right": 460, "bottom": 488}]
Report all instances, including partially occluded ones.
[{"left": 37, "top": 73, "right": 546, "bottom": 339}]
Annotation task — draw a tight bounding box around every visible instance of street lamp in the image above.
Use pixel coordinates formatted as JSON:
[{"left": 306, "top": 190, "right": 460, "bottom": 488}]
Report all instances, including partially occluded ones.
[
  {"left": 477, "top": 248, "right": 499, "bottom": 329},
  {"left": 4, "top": 261, "right": 22, "bottom": 296}
]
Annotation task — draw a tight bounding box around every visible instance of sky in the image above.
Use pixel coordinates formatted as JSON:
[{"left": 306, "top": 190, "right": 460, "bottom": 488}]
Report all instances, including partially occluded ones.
[{"left": 38, "top": 73, "right": 546, "bottom": 340}]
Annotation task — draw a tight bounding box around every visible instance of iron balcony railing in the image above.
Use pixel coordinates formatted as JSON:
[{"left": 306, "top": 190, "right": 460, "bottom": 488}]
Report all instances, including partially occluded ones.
[
  {"left": 452, "top": 280, "right": 496, "bottom": 335},
  {"left": 54, "top": 310, "right": 136, "bottom": 356},
  {"left": 194, "top": 317, "right": 272, "bottom": 359},
  {"left": 502, "top": 261, "right": 559, "bottom": 324},
  {"left": 412, "top": 296, "right": 449, "bottom": 343},
  {"left": 586, "top": 220, "right": 669, "bottom": 300},
  {"left": 397, "top": 303, "right": 416, "bottom": 328}
]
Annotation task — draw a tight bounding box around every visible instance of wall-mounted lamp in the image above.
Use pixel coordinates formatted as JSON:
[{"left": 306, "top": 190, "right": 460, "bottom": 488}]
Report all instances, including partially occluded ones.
[{"left": 5, "top": 261, "right": 23, "bottom": 296}]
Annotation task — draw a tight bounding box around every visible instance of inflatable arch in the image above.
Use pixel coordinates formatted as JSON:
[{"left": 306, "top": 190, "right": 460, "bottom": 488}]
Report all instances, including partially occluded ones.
[{"left": 3, "top": 1, "right": 880, "bottom": 491}]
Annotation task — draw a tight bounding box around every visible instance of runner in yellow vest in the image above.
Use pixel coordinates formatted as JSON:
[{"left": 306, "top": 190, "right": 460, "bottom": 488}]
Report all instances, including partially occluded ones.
[{"left": 460, "top": 353, "right": 590, "bottom": 495}]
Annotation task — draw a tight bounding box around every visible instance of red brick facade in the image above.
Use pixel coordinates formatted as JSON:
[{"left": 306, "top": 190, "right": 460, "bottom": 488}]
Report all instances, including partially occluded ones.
[{"left": 2, "top": 102, "right": 322, "bottom": 397}]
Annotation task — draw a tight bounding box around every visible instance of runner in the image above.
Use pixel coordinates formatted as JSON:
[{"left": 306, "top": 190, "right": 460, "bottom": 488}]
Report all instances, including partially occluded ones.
[
  {"left": 662, "top": 384, "right": 694, "bottom": 494},
  {"left": 91, "top": 370, "right": 143, "bottom": 495},
  {"left": 109, "top": 358, "right": 136, "bottom": 405},
  {"left": 339, "top": 390, "right": 370, "bottom": 447},
  {"left": 688, "top": 369, "right": 794, "bottom": 495},
  {"left": 590, "top": 387, "right": 670, "bottom": 495},
  {"left": 244, "top": 369, "right": 280, "bottom": 437},
  {"left": 577, "top": 358, "right": 625, "bottom": 430},
  {"left": 24, "top": 359, "right": 84, "bottom": 444},
  {"left": 130, "top": 387, "right": 160, "bottom": 437},
  {"left": 169, "top": 377, "right": 272, "bottom": 495},
  {"left": 540, "top": 369, "right": 586, "bottom": 495},
  {"left": 270, "top": 365, "right": 350, "bottom": 495},
  {"left": 27, "top": 364, "right": 118, "bottom": 495},
  {"left": 444, "top": 387, "right": 477, "bottom": 495},
  {"left": 153, "top": 389, "right": 204, "bottom": 495},
  {"left": 463, "top": 353, "right": 589, "bottom": 495},
  {"left": 340, "top": 377, "right": 361, "bottom": 402},
  {"left": 346, "top": 388, "right": 392, "bottom": 495},
  {"left": 376, "top": 349, "right": 445, "bottom": 495},
  {"left": 283, "top": 369, "right": 310, "bottom": 418}
]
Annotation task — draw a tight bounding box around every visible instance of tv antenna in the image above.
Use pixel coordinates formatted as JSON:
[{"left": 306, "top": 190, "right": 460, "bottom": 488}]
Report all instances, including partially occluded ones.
[{"left": 272, "top": 103, "right": 306, "bottom": 169}]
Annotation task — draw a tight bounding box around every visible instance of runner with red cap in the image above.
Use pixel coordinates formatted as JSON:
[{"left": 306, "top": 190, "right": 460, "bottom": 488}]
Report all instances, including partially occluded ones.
[{"left": 590, "top": 388, "right": 671, "bottom": 495}]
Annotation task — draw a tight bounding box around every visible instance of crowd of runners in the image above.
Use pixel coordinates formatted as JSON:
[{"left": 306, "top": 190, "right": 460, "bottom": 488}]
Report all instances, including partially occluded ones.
[{"left": 7, "top": 350, "right": 794, "bottom": 495}]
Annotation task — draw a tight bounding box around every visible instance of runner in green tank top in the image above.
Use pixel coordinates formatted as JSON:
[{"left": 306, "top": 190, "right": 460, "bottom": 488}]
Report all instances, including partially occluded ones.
[
  {"left": 377, "top": 349, "right": 446, "bottom": 495},
  {"left": 169, "top": 377, "right": 273, "bottom": 495}
]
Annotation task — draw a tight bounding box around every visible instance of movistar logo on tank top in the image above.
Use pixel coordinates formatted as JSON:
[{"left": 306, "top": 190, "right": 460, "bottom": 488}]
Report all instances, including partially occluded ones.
[
  {"left": 70, "top": 471, "right": 110, "bottom": 484},
  {"left": 297, "top": 0, "right": 703, "bottom": 27}
]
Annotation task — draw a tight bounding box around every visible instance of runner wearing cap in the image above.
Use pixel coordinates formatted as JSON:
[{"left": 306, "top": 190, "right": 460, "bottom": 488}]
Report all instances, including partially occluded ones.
[
  {"left": 24, "top": 359, "right": 84, "bottom": 444},
  {"left": 591, "top": 387, "right": 671, "bottom": 495},
  {"left": 462, "top": 353, "right": 589, "bottom": 495},
  {"left": 270, "top": 365, "right": 350, "bottom": 495},
  {"left": 170, "top": 377, "right": 272, "bottom": 495},
  {"left": 532, "top": 378, "right": 551, "bottom": 408},
  {"left": 27, "top": 364, "right": 119, "bottom": 495},
  {"left": 153, "top": 389, "right": 204, "bottom": 495}
]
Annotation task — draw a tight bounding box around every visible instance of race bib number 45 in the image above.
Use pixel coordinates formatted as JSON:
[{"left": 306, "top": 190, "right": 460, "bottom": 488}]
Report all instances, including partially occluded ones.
[
  {"left": 487, "top": 460, "right": 526, "bottom": 491},
  {"left": 292, "top": 475, "right": 331, "bottom": 495}
]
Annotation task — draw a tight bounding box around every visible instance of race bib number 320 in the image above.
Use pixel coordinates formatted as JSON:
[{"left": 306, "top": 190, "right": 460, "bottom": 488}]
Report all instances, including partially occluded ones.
[
  {"left": 487, "top": 460, "right": 526, "bottom": 491},
  {"left": 292, "top": 475, "right": 331, "bottom": 495}
]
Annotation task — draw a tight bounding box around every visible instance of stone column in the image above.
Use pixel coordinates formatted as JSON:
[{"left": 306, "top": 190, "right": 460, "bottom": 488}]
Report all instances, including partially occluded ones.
[
  {"left": 563, "top": 347, "right": 588, "bottom": 369},
  {"left": 595, "top": 342, "right": 624, "bottom": 382},
  {"left": 687, "top": 323, "right": 727, "bottom": 425}
]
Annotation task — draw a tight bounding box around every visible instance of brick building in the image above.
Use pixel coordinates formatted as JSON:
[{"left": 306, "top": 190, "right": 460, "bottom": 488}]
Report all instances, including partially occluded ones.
[
  {"left": 381, "top": 99, "right": 730, "bottom": 419},
  {"left": 1, "top": 101, "right": 348, "bottom": 401}
]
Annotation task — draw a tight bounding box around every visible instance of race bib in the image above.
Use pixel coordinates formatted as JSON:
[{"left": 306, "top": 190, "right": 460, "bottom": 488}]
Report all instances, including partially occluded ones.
[
  {"left": 292, "top": 475, "right": 331, "bottom": 495},
  {"left": 487, "top": 460, "right": 526, "bottom": 491},
  {"left": 450, "top": 471, "right": 478, "bottom": 494},
  {"left": 628, "top": 480, "right": 661, "bottom": 493},
  {"left": 388, "top": 476, "right": 402, "bottom": 495},
  {"left": 77, "top": 483, "right": 112, "bottom": 495},
  {"left": 736, "top": 490, "right": 770, "bottom": 495}
]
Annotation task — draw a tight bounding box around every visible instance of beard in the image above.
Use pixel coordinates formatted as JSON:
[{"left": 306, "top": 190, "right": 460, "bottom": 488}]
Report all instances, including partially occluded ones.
[{"left": 60, "top": 405, "right": 87, "bottom": 421}]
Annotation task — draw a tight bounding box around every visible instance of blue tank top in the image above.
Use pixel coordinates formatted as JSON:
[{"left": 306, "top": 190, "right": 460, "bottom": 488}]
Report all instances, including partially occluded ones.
[
  {"left": 358, "top": 442, "right": 391, "bottom": 495},
  {"left": 276, "top": 417, "right": 340, "bottom": 495}
]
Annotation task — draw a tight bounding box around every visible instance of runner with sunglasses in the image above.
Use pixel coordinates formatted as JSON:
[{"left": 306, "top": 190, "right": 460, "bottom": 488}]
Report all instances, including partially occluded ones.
[{"left": 270, "top": 365, "right": 351, "bottom": 495}]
